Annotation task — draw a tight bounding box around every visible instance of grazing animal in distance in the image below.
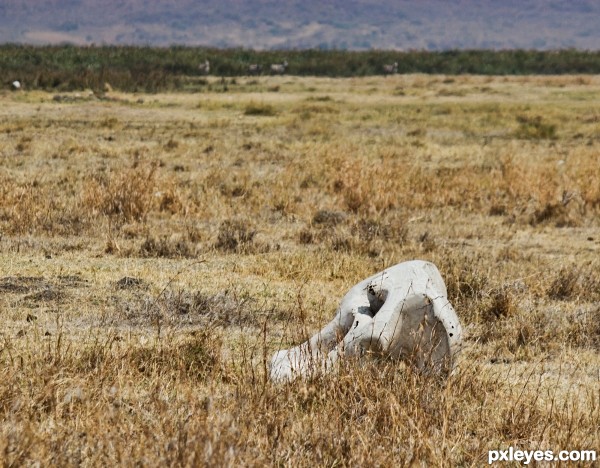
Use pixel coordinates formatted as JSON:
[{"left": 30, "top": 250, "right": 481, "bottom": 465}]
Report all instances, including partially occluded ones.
[
  {"left": 248, "top": 64, "right": 263, "bottom": 75},
  {"left": 198, "top": 60, "right": 210, "bottom": 75},
  {"left": 11, "top": 80, "right": 21, "bottom": 90},
  {"left": 383, "top": 62, "right": 398, "bottom": 75},
  {"left": 270, "top": 61, "right": 288, "bottom": 75}
]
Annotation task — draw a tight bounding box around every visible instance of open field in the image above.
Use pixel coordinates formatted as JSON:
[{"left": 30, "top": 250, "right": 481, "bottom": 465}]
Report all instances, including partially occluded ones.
[{"left": 0, "top": 74, "right": 599, "bottom": 465}]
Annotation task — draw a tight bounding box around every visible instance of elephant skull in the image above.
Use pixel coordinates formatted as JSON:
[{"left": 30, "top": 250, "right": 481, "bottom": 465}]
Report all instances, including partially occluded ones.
[{"left": 270, "top": 260, "right": 463, "bottom": 382}]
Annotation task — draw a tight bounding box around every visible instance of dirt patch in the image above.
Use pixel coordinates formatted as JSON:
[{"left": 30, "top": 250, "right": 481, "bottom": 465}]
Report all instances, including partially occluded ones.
[
  {"left": 1, "top": 275, "right": 86, "bottom": 306},
  {"left": 110, "top": 288, "right": 261, "bottom": 328},
  {"left": 0, "top": 276, "right": 49, "bottom": 294},
  {"left": 57, "top": 275, "right": 87, "bottom": 287},
  {"left": 23, "top": 287, "right": 67, "bottom": 303}
]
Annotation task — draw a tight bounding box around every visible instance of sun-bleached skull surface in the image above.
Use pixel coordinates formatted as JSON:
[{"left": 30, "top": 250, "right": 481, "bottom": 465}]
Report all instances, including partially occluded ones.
[{"left": 270, "top": 260, "right": 463, "bottom": 382}]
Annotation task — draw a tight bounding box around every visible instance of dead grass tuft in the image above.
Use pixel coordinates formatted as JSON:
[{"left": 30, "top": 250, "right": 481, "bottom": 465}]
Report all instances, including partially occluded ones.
[
  {"left": 438, "top": 254, "right": 489, "bottom": 303},
  {"left": 114, "top": 276, "right": 147, "bottom": 290},
  {"left": 215, "top": 219, "right": 257, "bottom": 253},
  {"left": 126, "top": 333, "right": 222, "bottom": 380},
  {"left": 567, "top": 306, "right": 600, "bottom": 350},
  {"left": 82, "top": 163, "right": 158, "bottom": 224},
  {"left": 485, "top": 288, "right": 517, "bottom": 320},
  {"left": 1, "top": 75, "right": 599, "bottom": 465},
  {"left": 312, "top": 209, "right": 346, "bottom": 227},
  {"left": 244, "top": 102, "right": 277, "bottom": 116},
  {"left": 514, "top": 114, "right": 557, "bottom": 139},
  {"left": 138, "top": 234, "right": 196, "bottom": 258},
  {"left": 547, "top": 266, "right": 581, "bottom": 300}
]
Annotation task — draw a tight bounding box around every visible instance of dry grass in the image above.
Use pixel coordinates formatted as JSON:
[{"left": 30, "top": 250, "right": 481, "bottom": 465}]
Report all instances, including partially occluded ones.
[{"left": 1, "top": 75, "right": 599, "bottom": 465}]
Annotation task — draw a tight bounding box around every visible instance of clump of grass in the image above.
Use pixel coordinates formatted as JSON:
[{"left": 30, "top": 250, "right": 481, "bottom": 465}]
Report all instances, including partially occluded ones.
[
  {"left": 305, "top": 95, "right": 333, "bottom": 102},
  {"left": 163, "top": 138, "right": 179, "bottom": 151},
  {"left": 566, "top": 306, "right": 600, "bottom": 350},
  {"left": 293, "top": 104, "right": 339, "bottom": 116},
  {"left": 351, "top": 216, "right": 407, "bottom": 244},
  {"left": 485, "top": 288, "right": 517, "bottom": 320},
  {"left": 298, "top": 228, "right": 315, "bottom": 245},
  {"left": 514, "top": 114, "right": 557, "bottom": 139},
  {"left": 529, "top": 193, "right": 583, "bottom": 227},
  {"left": 436, "top": 88, "right": 467, "bottom": 97},
  {"left": 332, "top": 160, "right": 400, "bottom": 215},
  {"left": 303, "top": 212, "right": 408, "bottom": 258},
  {"left": 547, "top": 266, "right": 580, "bottom": 300},
  {"left": 115, "top": 276, "right": 147, "bottom": 290},
  {"left": 417, "top": 231, "right": 437, "bottom": 253},
  {"left": 580, "top": 266, "right": 600, "bottom": 302},
  {"left": 488, "top": 204, "right": 507, "bottom": 216},
  {"left": 312, "top": 209, "right": 346, "bottom": 227},
  {"left": 100, "top": 116, "right": 119, "bottom": 129},
  {"left": 215, "top": 219, "right": 256, "bottom": 253},
  {"left": 82, "top": 163, "right": 158, "bottom": 224},
  {"left": 537, "top": 262, "right": 600, "bottom": 303},
  {"left": 127, "top": 334, "right": 222, "bottom": 380},
  {"left": 438, "top": 254, "right": 489, "bottom": 302},
  {"left": 112, "top": 286, "right": 258, "bottom": 328},
  {"left": 157, "top": 188, "right": 184, "bottom": 214},
  {"left": 0, "top": 179, "right": 89, "bottom": 236},
  {"left": 243, "top": 102, "right": 277, "bottom": 116},
  {"left": 138, "top": 234, "right": 196, "bottom": 258}
]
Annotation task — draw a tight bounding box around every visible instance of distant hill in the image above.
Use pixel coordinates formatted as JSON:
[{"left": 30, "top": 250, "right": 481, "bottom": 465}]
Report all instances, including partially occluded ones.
[{"left": 1, "top": 0, "right": 599, "bottom": 50}]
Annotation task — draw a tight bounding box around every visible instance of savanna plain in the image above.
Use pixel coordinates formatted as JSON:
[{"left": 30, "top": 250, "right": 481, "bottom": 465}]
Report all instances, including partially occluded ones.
[{"left": 0, "top": 74, "right": 599, "bottom": 466}]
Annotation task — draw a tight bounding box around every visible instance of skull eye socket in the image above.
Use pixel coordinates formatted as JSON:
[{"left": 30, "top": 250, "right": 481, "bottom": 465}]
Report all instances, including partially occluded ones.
[{"left": 367, "top": 285, "right": 388, "bottom": 315}]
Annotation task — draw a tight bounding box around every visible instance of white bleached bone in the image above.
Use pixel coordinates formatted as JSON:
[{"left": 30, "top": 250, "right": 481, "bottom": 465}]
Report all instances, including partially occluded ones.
[{"left": 270, "top": 260, "right": 462, "bottom": 382}]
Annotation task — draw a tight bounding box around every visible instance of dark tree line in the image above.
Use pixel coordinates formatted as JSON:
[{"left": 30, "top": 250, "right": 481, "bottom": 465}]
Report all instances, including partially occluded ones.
[{"left": 2, "top": 45, "right": 600, "bottom": 92}]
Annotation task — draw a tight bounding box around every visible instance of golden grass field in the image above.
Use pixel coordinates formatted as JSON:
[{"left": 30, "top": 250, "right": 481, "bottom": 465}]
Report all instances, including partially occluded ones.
[{"left": 0, "top": 74, "right": 599, "bottom": 466}]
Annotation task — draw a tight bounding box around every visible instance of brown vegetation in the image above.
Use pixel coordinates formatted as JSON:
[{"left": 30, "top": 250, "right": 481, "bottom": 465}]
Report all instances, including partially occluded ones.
[{"left": 0, "top": 74, "right": 599, "bottom": 465}]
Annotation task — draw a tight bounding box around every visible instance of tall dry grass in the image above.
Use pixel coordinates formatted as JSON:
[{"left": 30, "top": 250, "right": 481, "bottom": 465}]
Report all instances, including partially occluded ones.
[{"left": 0, "top": 74, "right": 599, "bottom": 465}]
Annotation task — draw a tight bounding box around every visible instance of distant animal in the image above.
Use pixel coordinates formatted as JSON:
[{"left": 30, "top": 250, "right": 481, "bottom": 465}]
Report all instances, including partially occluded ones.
[
  {"left": 11, "top": 80, "right": 21, "bottom": 90},
  {"left": 198, "top": 60, "right": 210, "bottom": 75},
  {"left": 270, "top": 61, "right": 288, "bottom": 75},
  {"left": 248, "top": 64, "right": 263, "bottom": 75},
  {"left": 383, "top": 62, "right": 398, "bottom": 75}
]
